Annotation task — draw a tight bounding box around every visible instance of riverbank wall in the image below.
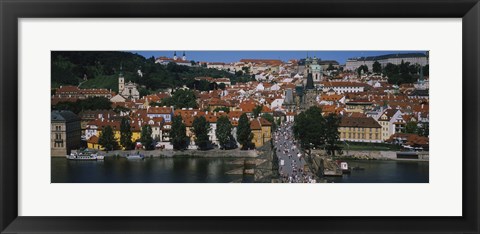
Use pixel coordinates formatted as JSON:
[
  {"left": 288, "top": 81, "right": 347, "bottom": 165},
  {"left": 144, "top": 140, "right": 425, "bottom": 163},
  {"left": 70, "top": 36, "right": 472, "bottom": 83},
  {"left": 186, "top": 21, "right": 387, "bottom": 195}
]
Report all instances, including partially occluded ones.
[
  {"left": 311, "top": 150, "right": 429, "bottom": 161},
  {"left": 101, "top": 148, "right": 258, "bottom": 158},
  {"left": 254, "top": 144, "right": 278, "bottom": 183}
]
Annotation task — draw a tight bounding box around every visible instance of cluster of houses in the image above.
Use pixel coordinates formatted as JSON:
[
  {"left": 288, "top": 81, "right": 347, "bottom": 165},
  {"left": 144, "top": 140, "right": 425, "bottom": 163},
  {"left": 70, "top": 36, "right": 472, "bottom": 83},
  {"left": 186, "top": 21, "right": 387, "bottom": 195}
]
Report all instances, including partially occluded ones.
[{"left": 51, "top": 53, "right": 429, "bottom": 156}]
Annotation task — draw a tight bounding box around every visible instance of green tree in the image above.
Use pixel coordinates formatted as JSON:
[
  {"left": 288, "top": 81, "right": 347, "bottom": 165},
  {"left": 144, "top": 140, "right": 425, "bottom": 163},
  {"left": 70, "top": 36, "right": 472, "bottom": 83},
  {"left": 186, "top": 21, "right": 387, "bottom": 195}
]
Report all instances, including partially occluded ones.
[
  {"left": 418, "top": 122, "right": 429, "bottom": 137},
  {"left": 213, "top": 107, "right": 230, "bottom": 113},
  {"left": 423, "top": 64, "right": 429, "bottom": 76},
  {"left": 383, "top": 63, "right": 399, "bottom": 77},
  {"left": 357, "top": 65, "right": 368, "bottom": 76},
  {"left": 237, "top": 113, "right": 253, "bottom": 150},
  {"left": 218, "top": 83, "right": 226, "bottom": 90},
  {"left": 140, "top": 125, "right": 154, "bottom": 150},
  {"left": 161, "top": 89, "right": 198, "bottom": 109},
  {"left": 235, "top": 70, "right": 244, "bottom": 76},
  {"left": 53, "top": 97, "right": 113, "bottom": 114},
  {"left": 405, "top": 121, "right": 419, "bottom": 134},
  {"left": 79, "top": 97, "right": 112, "bottom": 111},
  {"left": 372, "top": 61, "right": 382, "bottom": 73},
  {"left": 51, "top": 56, "right": 80, "bottom": 86},
  {"left": 196, "top": 80, "right": 211, "bottom": 91},
  {"left": 252, "top": 105, "right": 263, "bottom": 118},
  {"left": 98, "top": 125, "right": 118, "bottom": 151},
  {"left": 326, "top": 63, "right": 335, "bottom": 71},
  {"left": 324, "top": 114, "right": 342, "bottom": 156},
  {"left": 120, "top": 117, "right": 134, "bottom": 150},
  {"left": 192, "top": 116, "right": 211, "bottom": 150},
  {"left": 216, "top": 116, "right": 234, "bottom": 149},
  {"left": 293, "top": 106, "right": 326, "bottom": 154},
  {"left": 170, "top": 115, "right": 188, "bottom": 150}
]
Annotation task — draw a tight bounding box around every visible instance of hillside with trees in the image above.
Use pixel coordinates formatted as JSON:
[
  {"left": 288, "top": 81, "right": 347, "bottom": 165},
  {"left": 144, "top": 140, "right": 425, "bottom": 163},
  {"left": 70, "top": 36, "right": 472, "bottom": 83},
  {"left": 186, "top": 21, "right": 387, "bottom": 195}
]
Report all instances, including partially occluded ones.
[{"left": 51, "top": 51, "right": 254, "bottom": 93}]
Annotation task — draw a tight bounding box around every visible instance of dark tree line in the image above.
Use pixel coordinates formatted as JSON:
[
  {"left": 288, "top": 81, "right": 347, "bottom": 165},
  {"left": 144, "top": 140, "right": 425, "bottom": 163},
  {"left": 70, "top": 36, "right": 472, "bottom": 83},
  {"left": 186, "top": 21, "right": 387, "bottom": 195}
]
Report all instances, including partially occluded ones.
[
  {"left": 383, "top": 60, "right": 428, "bottom": 85},
  {"left": 293, "top": 106, "right": 342, "bottom": 156},
  {"left": 53, "top": 97, "right": 112, "bottom": 114}
]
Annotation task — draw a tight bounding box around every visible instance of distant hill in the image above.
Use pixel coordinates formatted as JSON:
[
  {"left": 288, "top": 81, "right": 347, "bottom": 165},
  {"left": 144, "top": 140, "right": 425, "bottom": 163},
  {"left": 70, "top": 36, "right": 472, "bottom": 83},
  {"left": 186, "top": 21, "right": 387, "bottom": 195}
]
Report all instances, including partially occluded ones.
[{"left": 51, "top": 51, "right": 253, "bottom": 93}]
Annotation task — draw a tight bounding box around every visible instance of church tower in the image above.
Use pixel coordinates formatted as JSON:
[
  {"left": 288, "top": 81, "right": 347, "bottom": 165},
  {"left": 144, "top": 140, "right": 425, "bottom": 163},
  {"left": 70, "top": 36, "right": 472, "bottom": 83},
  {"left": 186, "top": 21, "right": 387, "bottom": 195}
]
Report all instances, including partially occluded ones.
[
  {"left": 182, "top": 51, "right": 186, "bottom": 61},
  {"left": 302, "top": 69, "right": 319, "bottom": 110},
  {"left": 173, "top": 51, "right": 177, "bottom": 60},
  {"left": 311, "top": 56, "right": 323, "bottom": 82},
  {"left": 118, "top": 65, "right": 125, "bottom": 92}
]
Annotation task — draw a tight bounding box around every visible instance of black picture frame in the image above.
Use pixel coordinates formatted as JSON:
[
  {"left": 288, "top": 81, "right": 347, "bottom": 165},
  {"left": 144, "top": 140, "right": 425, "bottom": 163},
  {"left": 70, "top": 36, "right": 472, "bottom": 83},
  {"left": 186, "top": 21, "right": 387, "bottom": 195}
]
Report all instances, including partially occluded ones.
[{"left": 1, "top": 0, "right": 479, "bottom": 233}]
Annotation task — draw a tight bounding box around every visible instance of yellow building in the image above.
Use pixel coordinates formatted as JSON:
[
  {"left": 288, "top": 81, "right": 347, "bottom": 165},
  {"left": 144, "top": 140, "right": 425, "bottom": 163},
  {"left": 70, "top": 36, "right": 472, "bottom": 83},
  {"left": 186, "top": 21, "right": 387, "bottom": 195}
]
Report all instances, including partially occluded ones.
[
  {"left": 87, "top": 135, "right": 104, "bottom": 150},
  {"left": 91, "top": 122, "right": 141, "bottom": 150},
  {"left": 259, "top": 117, "right": 272, "bottom": 144},
  {"left": 339, "top": 116, "right": 382, "bottom": 143},
  {"left": 250, "top": 118, "right": 272, "bottom": 148}
]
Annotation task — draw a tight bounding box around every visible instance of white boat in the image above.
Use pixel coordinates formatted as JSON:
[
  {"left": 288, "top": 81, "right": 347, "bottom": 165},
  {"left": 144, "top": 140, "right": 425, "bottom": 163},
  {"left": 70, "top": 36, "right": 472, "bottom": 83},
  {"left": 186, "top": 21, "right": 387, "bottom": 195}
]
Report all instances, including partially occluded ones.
[
  {"left": 66, "top": 149, "right": 103, "bottom": 160},
  {"left": 66, "top": 153, "right": 98, "bottom": 160},
  {"left": 126, "top": 154, "right": 144, "bottom": 160}
]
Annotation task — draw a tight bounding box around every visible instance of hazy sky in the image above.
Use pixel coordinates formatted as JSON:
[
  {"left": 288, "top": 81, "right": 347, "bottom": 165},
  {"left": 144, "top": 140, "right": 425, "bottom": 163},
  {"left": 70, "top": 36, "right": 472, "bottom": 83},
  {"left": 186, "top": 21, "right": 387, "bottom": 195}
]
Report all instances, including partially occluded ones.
[{"left": 129, "top": 50, "right": 427, "bottom": 64}]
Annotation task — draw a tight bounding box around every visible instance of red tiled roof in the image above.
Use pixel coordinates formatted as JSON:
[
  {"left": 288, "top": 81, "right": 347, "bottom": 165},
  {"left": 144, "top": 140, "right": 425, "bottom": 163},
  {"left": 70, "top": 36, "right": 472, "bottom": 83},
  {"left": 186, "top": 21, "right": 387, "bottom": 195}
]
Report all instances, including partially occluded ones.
[
  {"left": 339, "top": 117, "right": 381, "bottom": 128},
  {"left": 250, "top": 119, "right": 261, "bottom": 130}
]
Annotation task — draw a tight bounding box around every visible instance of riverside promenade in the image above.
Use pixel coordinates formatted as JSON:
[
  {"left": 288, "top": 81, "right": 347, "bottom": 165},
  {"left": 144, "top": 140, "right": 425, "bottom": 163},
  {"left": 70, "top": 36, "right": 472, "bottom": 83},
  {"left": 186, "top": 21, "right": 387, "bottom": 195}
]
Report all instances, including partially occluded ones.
[{"left": 100, "top": 148, "right": 258, "bottom": 158}]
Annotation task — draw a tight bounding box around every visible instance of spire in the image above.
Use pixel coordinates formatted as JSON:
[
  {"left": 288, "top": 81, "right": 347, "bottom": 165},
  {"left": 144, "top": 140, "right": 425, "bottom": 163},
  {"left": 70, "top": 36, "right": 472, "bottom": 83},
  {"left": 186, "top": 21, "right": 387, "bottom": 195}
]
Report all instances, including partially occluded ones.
[{"left": 305, "top": 72, "right": 314, "bottom": 90}]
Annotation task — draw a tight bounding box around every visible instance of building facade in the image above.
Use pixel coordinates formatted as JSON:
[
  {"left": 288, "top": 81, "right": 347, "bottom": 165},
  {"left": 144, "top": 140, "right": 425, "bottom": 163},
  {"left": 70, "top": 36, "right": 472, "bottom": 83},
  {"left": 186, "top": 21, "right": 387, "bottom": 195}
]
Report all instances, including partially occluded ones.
[
  {"left": 377, "top": 109, "right": 403, "bottom": 141},
  {"left": 345, "top": 53, "right": 428, "bottom": 71},
  {"left": 118, "top": 69, "right": 140, "bottom": 100},
  {"left": 339, "top": 116, "right": 382, "bottom": 143},
  {"left": 51, "top": 110, "right": 82, "bottom": 156}
]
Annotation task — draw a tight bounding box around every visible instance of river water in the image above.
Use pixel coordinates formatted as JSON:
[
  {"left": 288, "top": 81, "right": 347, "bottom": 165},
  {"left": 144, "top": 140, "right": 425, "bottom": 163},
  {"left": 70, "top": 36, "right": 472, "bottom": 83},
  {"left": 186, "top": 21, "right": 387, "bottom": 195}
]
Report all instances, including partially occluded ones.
[
  {"left": 51, "top": 157, "right": 252, "bottom": 183},
  {"left": 327, "top": 160, "right": 429, "bottom": 183},
  {"left": 51, "top": 158, "right": 428, "bottom": 183}
]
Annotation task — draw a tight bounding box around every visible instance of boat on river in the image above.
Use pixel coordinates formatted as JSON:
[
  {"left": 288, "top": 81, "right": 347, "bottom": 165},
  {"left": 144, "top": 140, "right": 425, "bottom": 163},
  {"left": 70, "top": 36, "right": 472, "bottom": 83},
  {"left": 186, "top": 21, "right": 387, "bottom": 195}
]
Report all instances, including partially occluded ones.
[
  {"left": 66, "top": 149, "right": 104, "bottom": 160},
  {"left": 126, "top": 153, "right": 144, "bottom": 160}
]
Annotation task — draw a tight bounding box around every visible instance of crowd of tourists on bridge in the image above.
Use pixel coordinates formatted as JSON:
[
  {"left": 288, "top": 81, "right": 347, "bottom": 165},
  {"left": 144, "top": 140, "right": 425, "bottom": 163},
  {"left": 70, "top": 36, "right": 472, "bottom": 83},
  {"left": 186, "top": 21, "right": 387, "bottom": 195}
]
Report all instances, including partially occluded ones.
[{"left": 274, "top": 122, "right": 316, "bottom": 183}]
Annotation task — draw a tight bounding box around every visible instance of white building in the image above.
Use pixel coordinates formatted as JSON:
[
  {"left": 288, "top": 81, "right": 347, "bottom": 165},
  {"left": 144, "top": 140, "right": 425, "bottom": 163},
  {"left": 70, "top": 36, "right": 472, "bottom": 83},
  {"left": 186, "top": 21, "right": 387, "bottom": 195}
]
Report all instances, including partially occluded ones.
[
  {"left": 376, "top": 108, "right": 403, "bottom": 141},
  {"left": 155, "top": 51, "right": 192, "bottom": 66},
  {"left": 345, "top": 53, "right": 428, "bottom": 71},
  {"left": 118, "top": 70, "right": 140, "bottom": 100},
  {"left": 321, "top": 82, "right": 366, "bottom": 94}
]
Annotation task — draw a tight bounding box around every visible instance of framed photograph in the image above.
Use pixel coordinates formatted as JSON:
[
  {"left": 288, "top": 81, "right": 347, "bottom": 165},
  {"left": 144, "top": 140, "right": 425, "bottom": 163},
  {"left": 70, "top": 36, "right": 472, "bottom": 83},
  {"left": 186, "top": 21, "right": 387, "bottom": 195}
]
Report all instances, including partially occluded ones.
[{"left": 1, "top": 0, "right": 478, "bottom": 233}]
